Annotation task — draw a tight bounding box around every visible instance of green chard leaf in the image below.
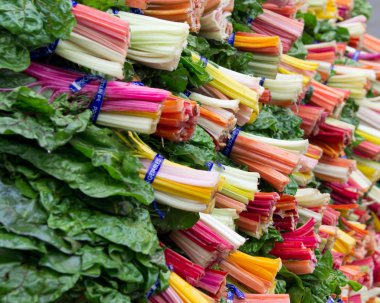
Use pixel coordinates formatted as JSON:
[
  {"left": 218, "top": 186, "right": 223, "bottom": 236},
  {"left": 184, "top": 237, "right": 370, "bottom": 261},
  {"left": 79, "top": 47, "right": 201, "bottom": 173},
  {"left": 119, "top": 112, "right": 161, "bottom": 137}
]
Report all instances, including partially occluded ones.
[
  {"left": 0, "top": 87, "right": 91, "bottom": 151},
  {"left": 351, "top": 0, "right": 372, "bottom": 20},
  {"left": 0, "top": 0, "right": 76, "bottom": 71}
]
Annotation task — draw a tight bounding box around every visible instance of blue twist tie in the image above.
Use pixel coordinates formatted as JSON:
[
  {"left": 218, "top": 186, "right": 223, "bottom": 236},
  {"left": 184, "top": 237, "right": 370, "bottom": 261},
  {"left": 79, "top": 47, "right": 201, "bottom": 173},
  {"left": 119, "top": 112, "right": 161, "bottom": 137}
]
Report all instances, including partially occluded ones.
[
  {"left": 200, "top": 56, "right": 208, "bottom": 67},
  {"left": 223, "top": 127, "right": 240, "bottom": 157},
  {"left": 69, "top": 75, "right": 107, "bottom": 122},
  {"left": 90, "top": 78, "right": 107, "bottom": 123},
  {"left": 144, "top": 154, "right": 165, "bottom": 184},
  {"left": 227, "top": 32, "right": 236, "bottom": 46},
  {"left": 330, "top": 64, "right": 335, "bottom": 71},
  {"left": 259, "top": 77, "right": 266, "bottom": 86},
  {"left": 132, "top": 81, "right": 145, "bottom": 86},
  {"left": 326, "top": 296, "right": 335, "bottom": 303},
  {"left": 226, "top": 284, "right": 245, "bottom": 303},
  {"left": 352, "top": 49, "right": 361, "bottom": 61},
  {"left": 336, "top": 299, "right": 344, "bottom": 303},
  {"left": 144, "top": 154, "right": 166, "bottom": 219},
  {"left": 205, "top": 161, "right": 214, "bottom": 171},
  {"left": 184, "top": 90, "right": 191, "bottom": 97},
  {"left": 146, "top": 278, "right": 160, "bottom": 299},
  {"left": 71, "top": 0, "right": 77, "bottom": 6},
  {"left": 30, "top": 40, "right": 59, "bottom": 60},
  {"left": 247, "top": 18, "right": 253, "bottom": 25},
  {"left": 130, "top": 7, "right": 144, "bottom": 15},
  {"left": 167, "top": 264, "right": 174, "bottom": 271},
  {"left": 112, "top": 8, "right": 119, "bottom": 14}
]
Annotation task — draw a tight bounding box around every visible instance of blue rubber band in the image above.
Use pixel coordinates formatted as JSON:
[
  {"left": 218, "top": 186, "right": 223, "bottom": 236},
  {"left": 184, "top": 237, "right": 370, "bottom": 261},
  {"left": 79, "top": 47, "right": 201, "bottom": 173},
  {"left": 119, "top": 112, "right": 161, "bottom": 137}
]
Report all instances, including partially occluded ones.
[
  {"left": 144, "top": 154, "right": 166, "bottom": 219},
  {"left": 184, "top": 90, "right": 191, "bottom": 97},
  {"left": 132, "top": 81, "right": 145, "bottom": 86},
  {"left": 112, "top": 8, "right": 119, "bottom": 14},
  {"left": 247, "top": 18, "right": 253, "bottom": 25},
  {"left": 326, "top": 297, "right": 335, "bottom": 303},
  {"left": 130, "top": 8, "right": 144, "bottom": 15},
  {"left": 352, "top": 50, "right": 361, "bottom": 61},
  {"left": 226, "top": 284, "right": 245, "bottom": 303},
  {"left": 71, "top": 0, "right": 77, "bottom": 6},
  {"left": 146, "top": 278, "right": 160, "bottom": 298},
  {"left": 69, "top": 75, "right": 107, "bottom": 122},
  {"left": 30, "top": 40, "right": 59, "bottom": 60},
  {"left": 259, "top": 77, "right": 266, "bottom": 86},
  {"left": 89, "top": 78, "right": 107, "bottom": 123},
  {"left": 227, "top": 32, "right": 236, "bottom": 46},
  {"left": 205, "top": 161, "right": 214, "bottom": 171},
  {"left": 144, "top": 154, "right": 165, "bottom": 184},
  {"left": 222, "top": 127, "right": 240, "bottom": 157},
  {"left": 200, "top": 56, "right": 208, "bottom": 67}
]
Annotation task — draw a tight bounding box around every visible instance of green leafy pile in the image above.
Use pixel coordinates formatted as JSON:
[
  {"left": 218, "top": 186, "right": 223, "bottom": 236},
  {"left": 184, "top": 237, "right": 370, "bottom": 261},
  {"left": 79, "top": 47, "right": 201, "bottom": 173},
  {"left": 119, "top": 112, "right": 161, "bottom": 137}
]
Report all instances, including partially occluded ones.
[
  {"left": 239, "top": 227, "right": 283, "bottom": 257},
  {"left": 0, "top": 87, "right": 171, "bottom": 302},
  {"left": 277, "top": 251, "right": 353, "bottom": 303},
  {"left": 297, "top": 12, "right": 350, "bottom": 44},
  {"left": 242, "top": 105, "right": 304, "bottom": 140},
  {"left": 351, "top": 0, "right": 372, "bottom": 20},
  {"left": 0, "top": 0, "right": 75, "bottom": 72}
]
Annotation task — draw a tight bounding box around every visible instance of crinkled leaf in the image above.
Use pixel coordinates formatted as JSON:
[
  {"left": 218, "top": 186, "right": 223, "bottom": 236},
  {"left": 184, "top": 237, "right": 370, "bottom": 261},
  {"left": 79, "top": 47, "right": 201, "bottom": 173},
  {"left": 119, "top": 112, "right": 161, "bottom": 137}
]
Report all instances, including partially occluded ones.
[
  {"left": 0, "top": 32, "right": 30, "bottom": 71},
  {"left": 0, "top": 228, "right": 46, "bottom": 253},
  {"left": 0, "top": 262, "right": 79, "bottom": 303},
  {"left": 243, "top": 105, "right": 304, "bottom": 140},
  {"left": 151, "top": 207, "right": 199, "bottom": 233},
  {"left": 288, "top": 38, "right": 308, "bottom": 60},
  {"left": 351, "top": 0, "right": 372, "bottom": 20},
  {"left": 85, "top": 280, "right": 131, "bottom": 303},
  {"left": 239, "top": 227, "right": 283, "bottom": 256},
  {"left": 0, "top": 137, "right": 151, "bottom": 202},
  {"left": 0, "top": 87, "right": 91, "bottom": 151},
  {"left": 0, "top": 180, "right": 75, "bottom": 253}
]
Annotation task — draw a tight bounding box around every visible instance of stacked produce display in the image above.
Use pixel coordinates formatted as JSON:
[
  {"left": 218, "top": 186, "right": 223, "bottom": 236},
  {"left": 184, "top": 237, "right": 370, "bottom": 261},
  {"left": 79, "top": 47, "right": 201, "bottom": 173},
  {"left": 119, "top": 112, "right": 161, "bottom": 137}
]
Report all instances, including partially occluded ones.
[{"left": 1, "top": 0, "right": 380, "bottom": 302}]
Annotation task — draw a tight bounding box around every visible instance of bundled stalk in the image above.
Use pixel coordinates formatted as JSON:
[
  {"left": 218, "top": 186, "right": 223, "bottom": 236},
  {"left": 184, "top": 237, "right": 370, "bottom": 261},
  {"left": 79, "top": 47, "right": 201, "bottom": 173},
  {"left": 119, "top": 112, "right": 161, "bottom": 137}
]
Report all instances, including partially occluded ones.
[
  {"left": 220, "top": 251, "right": 282, "bottom": 294},
  {"left": 273, "top": 195, "right": 299, "bottom": 231},
  {"left": 231, "top": 32, "right": 282, "bottom": 79},
  {"left": 310, "top": 118, "right": 355, "bottom": 158},
  {"left": 187, "top": 91, "right": 238, "bottom": 146},
  {"left": 314, "top": 155, "right": 356, "bottom": 183},
  {"left": 295, "top": 188, "right": 330, "bottom": 224},
  {"left": 305, "top": 41, "right": 337, "bottom": 64},
  {"left": 309, "top": 80, "right": 348, "bottom": 117},
  {"left": 237, "top": 192, "right": 280, "bottom": 237},
  {"left": 226, "top": 130, "right": 308, "bottom": 191},
  {"left": 209, "top": 163, "right": 259, "bottom": 204},
  {"left": 354, "top": 140, "right": 380, "bottom": 161},
  {"left": 113, "top": 11, "right": 189, "bottom": 70},
  {"left": 169, "top": 272, "right": 211, "bottom": 303},
  {"left": 23, "top": 63, "right": 170, "bottom": 134},
  {"left": 232, "top": 294, "right": 290, "bottom": 303},
  {"left": 170, "top": 220, "right": 234, "bottom": 267},
  {"left": 262, "top": 0, "right": 302, "bottom": 18},
  {"left": 250, "top": 9, "right": 304, "bottom": 53},
  {"left": 355, "top": 97, "right": 380, "bottom": 130},
  {"left": 149, "top": 286, "right": 185, "bottom": 303},
  {"left": 192, "top": 53, "right": 260, "bottom": 121},
  {"left": 120, "top": 132, "right": 222, "bottom": 212},
  {"left": 211, "top": 208, "right": 239, "bottom": 230},
  {"left": 125, "top": 0, "right": 206, "bottom": 32},
  {"left": 280, "top": 54, "right": 320, "bottom": 83},
  {"left": 363, "top": 33, "right": 380, "bottom": 53},
  {"left": 261, "top": 74, "right": 304, "bottom": 106},
  {"left": 338, "top": 15, "right": 367, "bottom": 48},
  {"left": 319, "top": 225, "right": 356, "bottom": 256},
  {"left": 199, "top": 0, "right": 233, "bottom": 40},
  {"left": 54, "top": 3, "right": 130, "bottom": 79},
  {"left": 155, "top": 95, "right": 200, "bottom": 142},
  {"left": 271, "top": 218, "right": 319, "bottom": 274},
  {"left": 290, "top": 104, "right": 326, "bottom": 137}
]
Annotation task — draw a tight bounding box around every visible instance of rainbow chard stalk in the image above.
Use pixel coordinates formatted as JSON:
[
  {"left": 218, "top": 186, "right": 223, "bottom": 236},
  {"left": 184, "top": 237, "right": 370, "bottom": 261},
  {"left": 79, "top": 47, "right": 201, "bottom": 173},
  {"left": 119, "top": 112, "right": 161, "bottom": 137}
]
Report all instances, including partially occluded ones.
[
  {"left": 250, "top": 9, "right": 304, "bottom": 53},
  {"left": 53, "top": 3, "right": 130, "bottom": 79},
  {"left": 170, "top": 221, "right": 234, "bottom": 268},
  {"left": 271, "top": 218, "right": 319, "bottom": 275},
  {"left": 112, "top": 11, "right": 189, "bottom": 71},
  {"left": 120, "top": 132, "right": 222, "bottom": 212},
  {"left": 197, "top": 269, "right": 227, "bottom": 300},
  {"left": 199, "top": 0, "right": 233, "bottom": 41},
  {"left": 164, "top": 247, "right": 205, "bottom": 286},
  {"left": 23, "top": 63, "right": 170, "bottom": 134},
  {"left": 273, "top": 195, "right": 299, "bottom": 231},
  {"left": 148, "top": 286, "right": 184, "bottom": 303},
  {"left": 237, "top": 192, "right": 280, "bottom": 237}
]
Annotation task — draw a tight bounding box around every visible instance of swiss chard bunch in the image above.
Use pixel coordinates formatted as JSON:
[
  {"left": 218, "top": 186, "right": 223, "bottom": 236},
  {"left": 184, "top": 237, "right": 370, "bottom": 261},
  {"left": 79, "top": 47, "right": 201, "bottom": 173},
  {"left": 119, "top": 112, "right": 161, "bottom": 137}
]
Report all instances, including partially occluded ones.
[
  {"left": 0, "top": 0, "right": 75, "bottom": 72},
  {"left": 231, "top": 0, "right": 265, "bottom": 32}
]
